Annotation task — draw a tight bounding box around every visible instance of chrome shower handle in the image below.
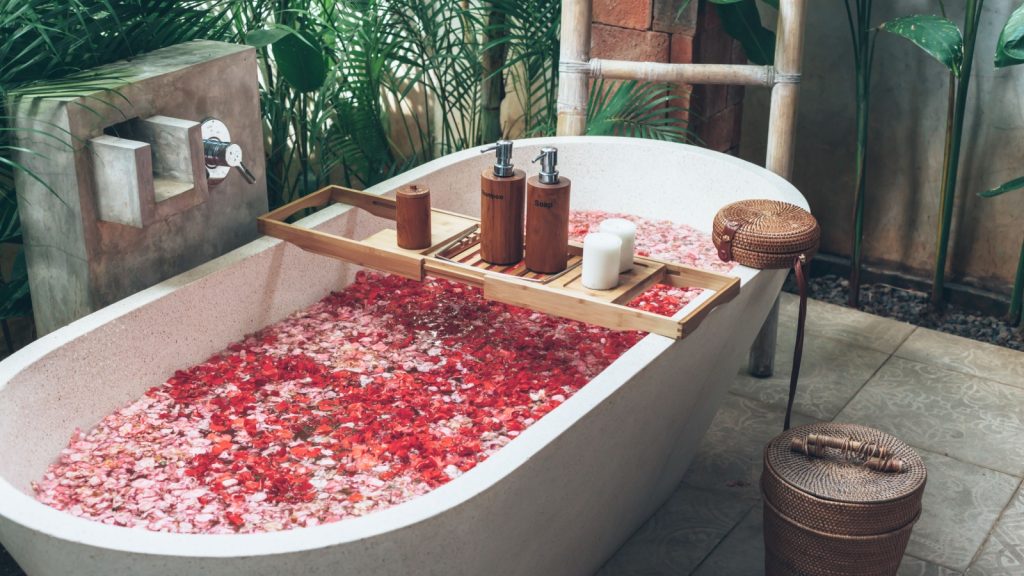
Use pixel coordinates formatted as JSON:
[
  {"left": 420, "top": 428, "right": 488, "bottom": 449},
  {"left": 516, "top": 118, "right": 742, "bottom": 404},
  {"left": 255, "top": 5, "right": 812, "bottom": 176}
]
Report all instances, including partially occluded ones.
[
  {"left": 203, "top": 139, "right": 256, "bottom": 184},
  {"left": 200, "top": 117, "right": 256, "bottom": 186}
]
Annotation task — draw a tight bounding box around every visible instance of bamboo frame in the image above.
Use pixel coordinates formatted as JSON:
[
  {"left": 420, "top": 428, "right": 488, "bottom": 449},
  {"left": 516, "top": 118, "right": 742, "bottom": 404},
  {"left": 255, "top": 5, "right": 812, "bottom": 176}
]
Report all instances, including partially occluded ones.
[
  {"left": 259, "top": 185, "right": 741, "bottom": 340},
  {"left": 555, "top": 0, "right": 807, "bottom": 373},
  {"left": 582, "top": 60, "right": 778, "bottom": 86}
]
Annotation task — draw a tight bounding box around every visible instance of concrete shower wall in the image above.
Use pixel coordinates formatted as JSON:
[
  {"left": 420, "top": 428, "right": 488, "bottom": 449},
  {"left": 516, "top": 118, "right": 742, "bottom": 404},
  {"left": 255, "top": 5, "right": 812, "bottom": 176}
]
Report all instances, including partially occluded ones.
[
  {"left": 741, "top": 1, "right": 1024, "bottom": 294},
  {"left": 11, "top": 41, "right": 267, "bottom": 335}
]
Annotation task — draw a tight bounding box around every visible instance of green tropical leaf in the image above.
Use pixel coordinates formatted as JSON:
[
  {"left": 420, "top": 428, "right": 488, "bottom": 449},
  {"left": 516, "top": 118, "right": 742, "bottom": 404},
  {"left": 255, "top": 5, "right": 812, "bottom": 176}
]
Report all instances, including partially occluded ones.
[
  {"left": 245, "top": 27, "right": 291, "bottom": 48},
  {"left": 0, "top": 248, "right": 31, "bottom": 319},
  {"left": 0, "top": 197, "right": 20, "bottom": 244},
  {"left": 996, "top": 2, "right": 1024, "bottom": 68},
  {"left": 271, "top": 30, "right": 326, "bottom": 92},
  {"left": 881, "top": 14, "right": 964, "bottom": 76},
  {"left": 586, "top": 79, "right": 696, "bottom": 143},
  {"left": 979, "top": 176, "right": 1024, "bottom": 198},
  {"left": 709, "top": 0, "right": 776, "bottom": 65}
]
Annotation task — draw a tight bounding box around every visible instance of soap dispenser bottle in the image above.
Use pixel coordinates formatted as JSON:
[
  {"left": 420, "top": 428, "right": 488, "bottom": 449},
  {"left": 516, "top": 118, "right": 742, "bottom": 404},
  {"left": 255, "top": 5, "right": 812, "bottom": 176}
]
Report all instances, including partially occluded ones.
[
  {"left": 525, "top": 147, "right": 571, "bottom": 274},
  {"left": 480, "top": 140, "right": 527, "bottom": 265}
]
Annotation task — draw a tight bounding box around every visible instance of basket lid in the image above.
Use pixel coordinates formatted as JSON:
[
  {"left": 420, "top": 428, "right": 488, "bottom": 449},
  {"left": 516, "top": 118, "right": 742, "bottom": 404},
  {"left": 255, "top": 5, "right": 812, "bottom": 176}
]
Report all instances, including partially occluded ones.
[
  {"left": 712, "top": 199, "right": 820, "bottom": 269},
  {"left": 766, "top": 423, "right": 926, "bottom": 505}
]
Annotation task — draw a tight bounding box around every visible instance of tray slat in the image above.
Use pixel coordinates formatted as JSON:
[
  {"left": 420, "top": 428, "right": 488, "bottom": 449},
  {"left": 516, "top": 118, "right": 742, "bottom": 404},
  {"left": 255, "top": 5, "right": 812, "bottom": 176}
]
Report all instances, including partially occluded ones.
[
  {"left": 362, "top": 211, "right": 477, "bottom": 255},
  {"left": 483, "top": 273, "right": 683, "bottom": 339}
]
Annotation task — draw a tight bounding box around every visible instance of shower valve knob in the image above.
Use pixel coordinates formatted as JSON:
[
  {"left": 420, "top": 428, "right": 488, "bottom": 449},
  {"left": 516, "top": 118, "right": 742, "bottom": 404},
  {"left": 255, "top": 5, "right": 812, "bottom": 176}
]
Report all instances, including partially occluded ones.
[
  {"left": 203, "top": 139, "right": 256, "bottom": 184},
  {"left": 200, "top": 117, "right": 256, "bottom": 185}
]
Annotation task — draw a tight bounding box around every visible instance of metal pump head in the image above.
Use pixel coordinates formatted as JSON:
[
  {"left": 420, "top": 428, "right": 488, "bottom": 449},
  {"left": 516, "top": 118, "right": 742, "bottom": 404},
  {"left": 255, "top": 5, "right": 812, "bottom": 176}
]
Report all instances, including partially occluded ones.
[
  {"left": 480, "top": 140, "right": 515, "bottom": 177},
  {"left": 532, "top": 147, "right": 559, "bottom": 184}
]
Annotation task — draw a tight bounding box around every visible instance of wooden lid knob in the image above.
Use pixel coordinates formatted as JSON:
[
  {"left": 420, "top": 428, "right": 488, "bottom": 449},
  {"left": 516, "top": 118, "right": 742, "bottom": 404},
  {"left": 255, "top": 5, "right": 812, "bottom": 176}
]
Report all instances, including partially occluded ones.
[{"left": 397, "top": 184, "right": 429, "bottom": 198}]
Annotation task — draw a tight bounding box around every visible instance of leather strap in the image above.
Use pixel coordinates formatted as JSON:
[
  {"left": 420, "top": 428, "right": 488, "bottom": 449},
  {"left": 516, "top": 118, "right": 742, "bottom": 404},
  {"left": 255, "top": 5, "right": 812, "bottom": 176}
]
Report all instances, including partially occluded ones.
[
  {"left": 784, "top": 254, "right": 808, "bottom": 431},
  {"left": 717, "top": 220, "right": 742, "bottom": 262}
]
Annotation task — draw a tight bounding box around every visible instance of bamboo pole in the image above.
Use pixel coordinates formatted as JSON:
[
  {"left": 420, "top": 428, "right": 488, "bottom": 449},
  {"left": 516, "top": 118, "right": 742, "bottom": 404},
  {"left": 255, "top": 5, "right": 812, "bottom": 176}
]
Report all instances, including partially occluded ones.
[
  {"left": 582, "top": 59, "right": 776, "bottom": 87},
  {"left": 556, "top": 0, "right": 590, "bottom": 136},
  {"left": 764, "top": 0, "right": 806, "bottom": 180},
  {"left": 749, "top": 0, "right": 807, "bottom": 378}
]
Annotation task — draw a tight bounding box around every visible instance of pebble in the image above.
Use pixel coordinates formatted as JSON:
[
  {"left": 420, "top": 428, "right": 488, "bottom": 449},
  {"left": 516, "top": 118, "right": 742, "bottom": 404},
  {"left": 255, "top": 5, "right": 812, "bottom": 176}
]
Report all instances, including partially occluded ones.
[{"left": 785, "top": 274, "right": 1023, "bottom": 351}]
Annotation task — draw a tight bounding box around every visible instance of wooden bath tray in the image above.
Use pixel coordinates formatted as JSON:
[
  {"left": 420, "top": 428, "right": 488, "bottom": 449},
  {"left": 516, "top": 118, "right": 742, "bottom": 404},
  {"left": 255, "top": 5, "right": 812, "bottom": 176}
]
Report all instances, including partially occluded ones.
[{"left": 258, "top": 185, "right": 740, "bottom": 339}]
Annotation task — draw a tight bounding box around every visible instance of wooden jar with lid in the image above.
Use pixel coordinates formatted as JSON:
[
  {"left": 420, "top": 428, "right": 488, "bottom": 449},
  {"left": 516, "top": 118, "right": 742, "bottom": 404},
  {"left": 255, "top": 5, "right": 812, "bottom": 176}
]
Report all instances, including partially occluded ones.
[{"left": 396, "top": 184, "right": 431, "bottom": 250}]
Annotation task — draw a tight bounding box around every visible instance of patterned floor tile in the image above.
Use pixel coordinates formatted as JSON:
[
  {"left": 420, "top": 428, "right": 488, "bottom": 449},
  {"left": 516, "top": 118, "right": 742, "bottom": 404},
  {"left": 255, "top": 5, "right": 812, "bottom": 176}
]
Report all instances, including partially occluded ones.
[
  {"left": 595, "top": 486, "right": 755, "bottom": 576},
  {"left": 681, "top": 394, "right": 817, "bottom": 501},
  {"left": 899, "top": 555, "right": 963, "bottom": 575},
  {"left": 733, "top": 330, "right": 890, "bottom": 420},
  {"left": 689, "top": 503, "right": 965, "bottom": 576},
  {"left": 896, "top": 329, "right": 1024, "bottom": 391},
  {"left": 778, "top": 292, "right": 916, "bottom": 354},
  {"left": 837, "top": 357, "right": 1024, "bottom": 476},
  {"left": 691, "top": 503, "right": 765, "bottom": 576},
  {"left": 966, "top": 483, "right": 1024, "bottom": 576},
  {"left": 904, "top": 450, "right": 1018, "bottom": 571}
]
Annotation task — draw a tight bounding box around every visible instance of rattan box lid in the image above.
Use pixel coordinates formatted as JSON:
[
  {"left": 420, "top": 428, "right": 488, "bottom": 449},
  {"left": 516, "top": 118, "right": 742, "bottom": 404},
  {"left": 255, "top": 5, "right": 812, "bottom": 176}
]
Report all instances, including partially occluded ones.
[
  {"left": 712, "top": 199, "right": 820, "bottom": 269},
  {"left": 766, "top": 423, "right": 926, "bottom": 506}
]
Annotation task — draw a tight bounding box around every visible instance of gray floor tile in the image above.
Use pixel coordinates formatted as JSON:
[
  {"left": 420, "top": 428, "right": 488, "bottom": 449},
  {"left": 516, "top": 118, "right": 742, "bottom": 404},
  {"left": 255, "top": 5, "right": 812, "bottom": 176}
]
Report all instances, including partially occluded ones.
[
  {"left": 779, "top": 292, "right": 916, "bottom": 354},
  {"left": 896, "top": 329, "right": 1024, "bottom": 391},
  {"left": 905, "top": 450, "right": 1018, "bottom": 571},
  {"left": 899, "top": 555, "right": 963, "bottom": 575},
  {"left": 689, "top": 503, "right": 965, "bottom": 576},
  {"left": 595, "top": 486, "right": 755, "bottom": 576},
  {"left": 733, "top": 329, "right": 890, "bottom": 420},
  {"left": 837, "top": 357, "right": 1024, "bottom": 476},
  {"left": 681, "top": 394, "right": 816, "bottom": 501},
  {"left": 691, "top": 503, "right": 765, "bottom": 576},
  {"left": 966, "top": 483, "right": 1024, "bottom": 576}
]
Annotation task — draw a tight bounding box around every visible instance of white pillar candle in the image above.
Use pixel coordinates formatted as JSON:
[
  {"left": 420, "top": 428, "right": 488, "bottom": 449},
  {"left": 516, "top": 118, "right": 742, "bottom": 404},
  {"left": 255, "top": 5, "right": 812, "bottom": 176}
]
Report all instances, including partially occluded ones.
[
  {"left": 582, "top": 232, "right": 623, "bottom": 290},
  {"left": 599, "top": 218, "right": 636, "bottom": 273}
]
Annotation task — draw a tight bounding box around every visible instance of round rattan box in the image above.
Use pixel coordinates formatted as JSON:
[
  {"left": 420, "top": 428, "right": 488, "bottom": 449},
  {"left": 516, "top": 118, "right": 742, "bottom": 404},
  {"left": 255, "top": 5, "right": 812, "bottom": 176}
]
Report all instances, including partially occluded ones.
[
  {"left": 762, "top": 423, "right": 926, "bottom": 576},
  {"left": 712, "top": 199, "right": 820, "bottom": 269}
]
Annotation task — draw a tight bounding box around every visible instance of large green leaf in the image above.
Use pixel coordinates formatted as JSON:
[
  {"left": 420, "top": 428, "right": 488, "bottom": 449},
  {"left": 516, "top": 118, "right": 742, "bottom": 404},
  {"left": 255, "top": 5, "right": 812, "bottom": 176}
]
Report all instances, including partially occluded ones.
[
  {"left": 245, "top": 27, "right": 291, "bottom": 48},
  {"left": 271, "top": 30, "right": 326, "bottom": 93},
  {"left": 979, "top": 176, "right": 1024, "bottom": 198},
  {"left": 996, "top": 2, "right": 1024, "bottom": 68},
  {"left": 881, "top": 14, "right": 964, "bottom": 76},
  {"left": 709, "top": 0, "right": 776, "bottom": 66}
]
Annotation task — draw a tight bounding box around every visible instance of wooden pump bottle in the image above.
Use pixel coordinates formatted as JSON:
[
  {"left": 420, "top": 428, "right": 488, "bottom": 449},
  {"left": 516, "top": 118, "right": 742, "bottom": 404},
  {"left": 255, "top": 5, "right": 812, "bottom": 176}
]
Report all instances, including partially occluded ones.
[
  {"left": 480, "top": 140, "right": 526, "bottom": 265},
  {"left": 525, "top": 147, "right": 571, "bottom": 274}
]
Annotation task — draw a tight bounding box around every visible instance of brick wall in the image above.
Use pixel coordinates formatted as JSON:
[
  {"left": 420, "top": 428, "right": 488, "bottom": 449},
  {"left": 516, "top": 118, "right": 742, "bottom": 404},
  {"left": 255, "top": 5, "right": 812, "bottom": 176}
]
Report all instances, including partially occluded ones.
[{"left": 590, "top": 0, "right": 746, "bottom": 155}]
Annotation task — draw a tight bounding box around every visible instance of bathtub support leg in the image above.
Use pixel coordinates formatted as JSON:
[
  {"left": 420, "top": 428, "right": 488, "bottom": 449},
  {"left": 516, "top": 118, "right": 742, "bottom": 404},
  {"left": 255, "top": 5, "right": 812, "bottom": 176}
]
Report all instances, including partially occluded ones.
[{"left": 748, "top": 296, "right": 778, "bottom": 377}]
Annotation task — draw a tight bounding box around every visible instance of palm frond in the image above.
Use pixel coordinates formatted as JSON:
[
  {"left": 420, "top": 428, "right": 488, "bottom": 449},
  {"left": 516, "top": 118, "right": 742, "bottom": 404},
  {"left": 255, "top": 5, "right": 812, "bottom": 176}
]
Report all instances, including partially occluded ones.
[{"left": 586, "top": 79, "right": 697, "bottom": 143}]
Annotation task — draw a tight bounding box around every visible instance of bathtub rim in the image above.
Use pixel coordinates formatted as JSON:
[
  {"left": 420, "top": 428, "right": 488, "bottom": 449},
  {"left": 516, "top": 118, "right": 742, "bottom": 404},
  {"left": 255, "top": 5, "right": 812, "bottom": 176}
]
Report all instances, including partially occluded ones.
[{"left": 0, "top": 136, "right": 805, "bottom": 558}]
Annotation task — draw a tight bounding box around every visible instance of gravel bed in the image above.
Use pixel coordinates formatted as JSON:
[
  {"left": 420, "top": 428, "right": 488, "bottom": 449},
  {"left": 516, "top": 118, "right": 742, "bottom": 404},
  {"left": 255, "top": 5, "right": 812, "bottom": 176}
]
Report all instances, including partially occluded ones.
[{"left": 784, "top": 274, "right": 1023, "bottom": 352}]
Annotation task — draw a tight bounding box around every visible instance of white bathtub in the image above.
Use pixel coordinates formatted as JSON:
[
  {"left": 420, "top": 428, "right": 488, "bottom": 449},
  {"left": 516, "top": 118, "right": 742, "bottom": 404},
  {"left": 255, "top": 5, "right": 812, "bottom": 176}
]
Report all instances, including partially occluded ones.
[{"left": 0, "top": 136, "right": 806, "bottom": 575}]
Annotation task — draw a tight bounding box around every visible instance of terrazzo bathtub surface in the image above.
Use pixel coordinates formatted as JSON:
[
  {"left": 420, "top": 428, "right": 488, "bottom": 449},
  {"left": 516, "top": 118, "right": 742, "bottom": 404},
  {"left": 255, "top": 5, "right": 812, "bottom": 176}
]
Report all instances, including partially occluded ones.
[
  {"left": 0, "top": 136, "right": 805, "bottom": 575},
  {"left": 33, "top": 211, "right": 733, "bottom": 535}
]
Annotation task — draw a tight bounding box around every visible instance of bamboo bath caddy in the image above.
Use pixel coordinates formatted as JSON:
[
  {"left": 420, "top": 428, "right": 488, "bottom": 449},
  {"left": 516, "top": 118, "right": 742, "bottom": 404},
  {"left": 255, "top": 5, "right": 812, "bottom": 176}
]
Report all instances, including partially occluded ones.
[{"left": 257, "top": 185, "right": 741, "bottom": 340}]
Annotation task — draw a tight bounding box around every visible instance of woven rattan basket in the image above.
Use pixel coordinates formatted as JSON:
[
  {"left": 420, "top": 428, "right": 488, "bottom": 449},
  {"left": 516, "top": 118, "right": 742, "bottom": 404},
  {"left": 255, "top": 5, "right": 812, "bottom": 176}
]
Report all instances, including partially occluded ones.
[
  {"left": 712, "top": 199, "right": 821, "bottom": 431},
  {"left": 762, "top": 423, "right": 926, "bottom": 576},
  {"left": 712, "top": 199, "right": 820, "bottom": 269}
]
